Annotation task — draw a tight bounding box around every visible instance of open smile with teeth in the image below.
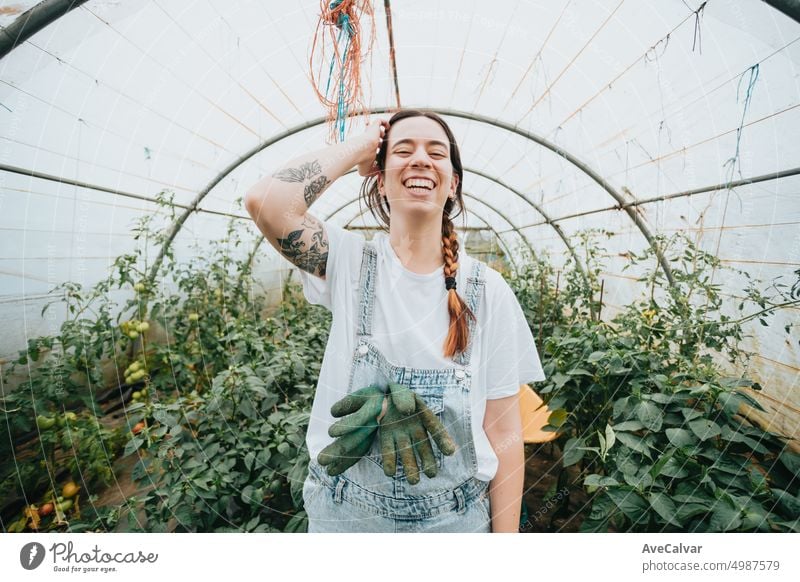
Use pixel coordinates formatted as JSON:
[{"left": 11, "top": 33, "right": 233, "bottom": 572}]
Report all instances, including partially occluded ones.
[{"left": 402, "top": 178, "right": 436, "bottom": 195}]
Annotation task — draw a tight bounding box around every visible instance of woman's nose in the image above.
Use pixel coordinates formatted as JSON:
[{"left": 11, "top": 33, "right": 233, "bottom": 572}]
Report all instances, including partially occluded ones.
[{"left": 409, "top": 147, "right": 432, "bottom": 167}]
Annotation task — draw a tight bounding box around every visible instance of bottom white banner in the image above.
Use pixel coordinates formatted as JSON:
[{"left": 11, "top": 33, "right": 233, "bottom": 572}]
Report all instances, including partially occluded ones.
[{"left": 1, "top": 533, "right": 796, "bottom": 581}]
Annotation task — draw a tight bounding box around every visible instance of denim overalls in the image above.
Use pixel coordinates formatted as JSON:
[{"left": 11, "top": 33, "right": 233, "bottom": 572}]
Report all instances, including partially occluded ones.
[{"left": 303, "top": 239, "right": 491, "bottom": 533}]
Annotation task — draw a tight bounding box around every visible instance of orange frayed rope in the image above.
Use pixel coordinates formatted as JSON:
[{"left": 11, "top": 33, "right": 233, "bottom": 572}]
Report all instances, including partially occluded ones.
[{"left": 310, "top": 0, "right": 376, "bottom": 143}]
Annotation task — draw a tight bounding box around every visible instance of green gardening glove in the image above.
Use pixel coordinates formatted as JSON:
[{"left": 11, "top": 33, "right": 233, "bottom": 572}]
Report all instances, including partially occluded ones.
[
  {"left": 317, "top": 385, "right": 386, "bottom": 476},
  {"left": 378, "top": 383, "right": 457, "bottom": 485}
]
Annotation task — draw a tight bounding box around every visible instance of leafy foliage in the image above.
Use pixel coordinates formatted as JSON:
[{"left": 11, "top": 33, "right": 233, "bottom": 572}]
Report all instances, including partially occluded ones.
[{"left": 509, "top": 230, "right": 800, "bottom": 532}]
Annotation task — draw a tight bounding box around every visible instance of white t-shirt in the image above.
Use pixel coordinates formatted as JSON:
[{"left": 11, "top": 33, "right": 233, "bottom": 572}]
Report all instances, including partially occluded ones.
[{"left": 298, "top": 222, "right": 546, "bottom": 481}]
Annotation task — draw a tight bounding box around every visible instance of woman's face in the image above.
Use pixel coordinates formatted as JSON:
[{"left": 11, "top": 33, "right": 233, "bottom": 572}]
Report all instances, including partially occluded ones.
[{"left": 379, "top": 116, "right": 459, "bottom": 217}]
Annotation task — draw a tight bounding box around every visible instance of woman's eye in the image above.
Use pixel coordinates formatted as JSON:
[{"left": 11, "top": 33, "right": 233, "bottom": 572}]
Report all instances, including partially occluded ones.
[{"left": 393, "top": 149, "right": 446, "bottom": 157}]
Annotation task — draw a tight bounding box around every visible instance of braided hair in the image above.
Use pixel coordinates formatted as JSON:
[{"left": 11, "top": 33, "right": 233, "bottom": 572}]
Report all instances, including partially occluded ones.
[{"left": 359, "top": 109, "right": 476, "bottom": 358}]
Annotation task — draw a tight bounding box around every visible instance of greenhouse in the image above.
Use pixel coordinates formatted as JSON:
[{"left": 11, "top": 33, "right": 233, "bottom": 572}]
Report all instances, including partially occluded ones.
[{"left": 0, "top": 0, "right": 798, "bottom": 535}]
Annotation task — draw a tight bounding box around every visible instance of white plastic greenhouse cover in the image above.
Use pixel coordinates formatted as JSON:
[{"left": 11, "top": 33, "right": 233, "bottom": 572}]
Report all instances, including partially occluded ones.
[{"left": 0, "top": 1, "right": 798, "bottom": 436}]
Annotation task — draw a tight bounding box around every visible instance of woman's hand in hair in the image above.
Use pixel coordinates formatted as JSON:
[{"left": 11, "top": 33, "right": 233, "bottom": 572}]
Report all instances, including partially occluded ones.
[{"left": 356, "top": 118, "right": 389, "bottom": 177}]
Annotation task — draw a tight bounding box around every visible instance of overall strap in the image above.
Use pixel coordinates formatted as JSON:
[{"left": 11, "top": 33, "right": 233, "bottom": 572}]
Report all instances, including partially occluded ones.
[
  {"left": 356, "top": 240, "right": 378, "bottom": 338},
  {"left": 356, "top": 240, "right": 487, "bottom": 363},
  {"left": 453, "top": 258, "right": 487, "bottom": 367}
]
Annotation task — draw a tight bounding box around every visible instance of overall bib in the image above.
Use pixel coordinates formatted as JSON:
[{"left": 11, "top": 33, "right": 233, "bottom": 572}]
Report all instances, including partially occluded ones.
[{"left": 303, "top": 239, "right": 491, "bottom": 533}]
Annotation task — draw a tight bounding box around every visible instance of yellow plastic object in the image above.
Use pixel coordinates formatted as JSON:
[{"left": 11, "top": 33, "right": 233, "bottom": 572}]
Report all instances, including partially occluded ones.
[{"left": 518, "top": 384, "right": 559, "bottom": 444}]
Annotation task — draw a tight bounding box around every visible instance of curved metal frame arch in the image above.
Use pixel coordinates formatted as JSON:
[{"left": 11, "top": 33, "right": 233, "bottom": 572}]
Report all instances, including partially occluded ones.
[
  {"left": 242, "top": 198, "right": 517, "bottom": 284},
  {"left": 328, "top": 167, "right": 592, "bottom": 286},
  {"left": 326, "top": 177, "right": 535, "bottom": 259},
  {"left": 427, "top": 109, "right": 675, "bottom": 287},
  {"left": 334, "top": 191, "right": 524, "bottom": 273},
  {"left": 0, "top": 0, "right": 89, "bottom": 60},
  {"left": 463, "top": 167, "right": 591, "bottom": 283},
  {"left": 20, "top": 4, "right": 800, "bottom": 286},
  {"left": 149, "top": 109, "right": 674, "bottom": 289}
]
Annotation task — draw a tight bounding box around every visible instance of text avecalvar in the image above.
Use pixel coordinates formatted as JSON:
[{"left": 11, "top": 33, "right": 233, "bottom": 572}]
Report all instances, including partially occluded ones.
[{"left": 642, "top": 544, "right": 702, "bottom": 554}]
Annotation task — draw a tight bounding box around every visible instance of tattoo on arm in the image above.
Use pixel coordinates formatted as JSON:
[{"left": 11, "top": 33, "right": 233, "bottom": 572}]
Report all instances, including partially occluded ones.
[
  {"left": 275, "top": 214, "right": 328, "bottom": 277},
  {"left": 272, "top": 160, "right": 330, "bottom": 209},
  {"left": 304, "top": 175, "right": 330, "bottom": 206}
]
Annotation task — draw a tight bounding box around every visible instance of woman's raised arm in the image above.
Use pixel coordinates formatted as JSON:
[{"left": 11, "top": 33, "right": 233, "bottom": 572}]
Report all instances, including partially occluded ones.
[{"left": 244, "top": 120, "right": 387, "bottom": 279}]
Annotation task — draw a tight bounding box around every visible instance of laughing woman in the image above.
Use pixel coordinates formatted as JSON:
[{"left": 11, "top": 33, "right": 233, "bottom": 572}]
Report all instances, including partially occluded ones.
[{"left": 244, "top": 110, "right": 545, "bottom": 533}]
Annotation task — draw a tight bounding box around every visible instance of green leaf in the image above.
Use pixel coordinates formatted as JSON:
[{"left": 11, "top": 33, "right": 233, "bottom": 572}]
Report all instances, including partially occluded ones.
[
  {"left": 649, "top": 450, "right": 675, "bottom": 479},
  {"left": 719, "top": 424, "right": 749, "bottom": 443},
  {"left": 623, "top": 468, "right": 654, "bottom": 489},
  {"left": 123, "top": 437, "right": 144, "bottom": 457},
  {"left": 245, "top": 375, "right": 269, "bottom": 397},
  {"left": 709, "top": 498, "right": 742, "bottom": 532},
  {"left": 584, "top": 474, "right": 620, "bottom": 487},
  {"left": 666, "top": 428, "right": 696, "bottom": 447},
  {"left": 607, "top": 488, "right": 649, "bottom": 523},
  {"left": 153, "top": 409, "right": 179, "bottom": 427},
  {"left": 567, "top": 367, "right": 593, "bottom": 376},
  {"left": 613, "top": 396, "right": 634, "bottom": 420},
  {"left": 587, "top": 351, "right": 606, "bottom": 363},
  {"left": 715, "top": 392, "right": 747, "bottom": 416},
  {"left": 649, "top": 492, "right": 681, "bottom": 526},
  {"left": 681, "top": 407, "right": 704, "bottom": 421},
  {"left": 562, "top": 437, "right": 585, "bottom": 468},
  {"left": 659, "top": 457, "right": 689, "bottom": 479},
  {"left": 778, "top": 450, "right": 800, "bottom": 477},
  {"left": 676, "top": 503, "right": 709, "bottom": 523},
  {"left": 244, "top": 451, "right": 256, "bottom": 471},
  {"left": 771, "top": 518, "right": 800, "bottom": 533},
  {"left": 284, "top": 512, "right": 308, "bottom": 533},
  {"left": 604, "top": 423, "right": 616, "bottom": 452},
  {"left": 597, "top": 432, "right": 606, "bottom": 455},
  {"left": 615, "top": 432, "right": 652, "bottom": 458},
  {"left": 616, "top": 452, "right": 641, "bottom": 476},
  {"left": 547, "top": 408, "right": 567, "bottom": 428},
  {"left": 552, "top": 372, "right": 571, "bottom": 389},
  {"left": 241, "top": 485, "right": 257, "bottom": 505},
  {"left": 612, "top": 420, "right": 645, "bottom": 432},
  {"left": 634, "top": 400, "right": 663, "bottom": 432},
  {"left": 688, "top": 418, "right": 722, "bottom": 441},
  {"left": 183, "top": 458, "right": 203, "bottom": 470},
  {"left": 646, "top": 392, "right": 677, "bottom": 404},
  {"left": 740, "top": 506, "right": 770, "bottom": 531},
  {"left": 771, "top": 489, "right": 800, "bottom": 518}
]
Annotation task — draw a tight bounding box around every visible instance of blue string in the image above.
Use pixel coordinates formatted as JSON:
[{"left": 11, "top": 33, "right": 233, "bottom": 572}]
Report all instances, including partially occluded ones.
[
  {"left": 723, "top": 64, "right": 759, "bottom": 188},
  {"left": 323, "top": 0, "right": 354, "bottom": 141}
]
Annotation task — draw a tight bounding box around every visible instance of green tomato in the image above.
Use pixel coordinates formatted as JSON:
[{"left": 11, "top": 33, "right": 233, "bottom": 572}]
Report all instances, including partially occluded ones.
[
  {"left": 134, "top": 283, "right": 146, "bottom": 292},
  {"left": 129, "top": 361, "right": 142, "bottom": 372},
  {"left": 137, "top": 322, "right": 150, "bottom": 332},
  {"left": 188, "top": 313, "right": 199, "bottom": 322},
  {"left": 128, "top": 331, "right": 139, "bottom": 340},
  {"left": 140, "top": 388, "right": 148, "bottom": 397},
  {"left": 64, "top": 412, "right": 77, "bottom": 422},
  {"left": 132, "top": 391, "right": 141, "bottom": 400},
  {"left": 36, "top": 415, "right": 56, "bottom": 430}
]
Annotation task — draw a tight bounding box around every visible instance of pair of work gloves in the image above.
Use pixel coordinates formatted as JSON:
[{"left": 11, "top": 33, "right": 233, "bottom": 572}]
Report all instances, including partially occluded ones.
[{"left": 317, "top": 383, "right": 456, "bottom": 484}]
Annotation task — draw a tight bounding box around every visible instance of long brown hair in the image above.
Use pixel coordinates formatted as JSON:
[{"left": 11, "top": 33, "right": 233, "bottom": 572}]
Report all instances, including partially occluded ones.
[{"left": 358, "top": 110, "right": 476, "bottom": 358}]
